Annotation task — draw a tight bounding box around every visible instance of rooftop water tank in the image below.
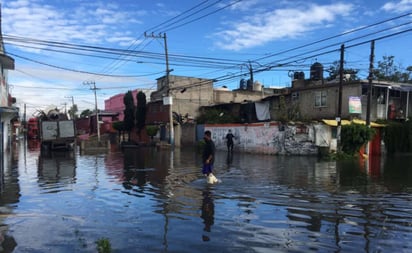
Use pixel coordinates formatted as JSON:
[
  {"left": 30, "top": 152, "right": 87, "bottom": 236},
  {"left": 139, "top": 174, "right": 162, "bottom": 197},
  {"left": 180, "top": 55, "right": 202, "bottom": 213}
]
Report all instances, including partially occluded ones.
[
  {"left": 293, "top": 71, "right": 305, "bottom": 80},
  {"left": 246, "top": 79, "right": 253, "bottom": 90},
  {"left": 253, "top": 81, "right": 262, "bottom": 91},
  {"left": 310, "top": 62, "right": 323, "bottom": 81},
  {"left": 239, "top": 78, "right": 246, "bottom": 90}
]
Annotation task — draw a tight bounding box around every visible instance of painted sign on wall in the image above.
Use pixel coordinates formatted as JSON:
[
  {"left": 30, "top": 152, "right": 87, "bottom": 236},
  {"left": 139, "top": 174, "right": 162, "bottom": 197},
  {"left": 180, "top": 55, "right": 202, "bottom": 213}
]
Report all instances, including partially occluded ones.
[{"left": 349, "top": 96, "right": 362, "bottom": 114}]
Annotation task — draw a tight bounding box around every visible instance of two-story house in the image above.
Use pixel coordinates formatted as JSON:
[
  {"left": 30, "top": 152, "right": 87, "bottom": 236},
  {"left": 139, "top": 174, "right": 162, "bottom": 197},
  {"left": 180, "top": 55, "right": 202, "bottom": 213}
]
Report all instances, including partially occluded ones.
[
  {"left": 0, "top": 13, "right": 19, "bottom": 167},
  {"left": 278, "top": 62, "right": 412, "bottom": 122}
]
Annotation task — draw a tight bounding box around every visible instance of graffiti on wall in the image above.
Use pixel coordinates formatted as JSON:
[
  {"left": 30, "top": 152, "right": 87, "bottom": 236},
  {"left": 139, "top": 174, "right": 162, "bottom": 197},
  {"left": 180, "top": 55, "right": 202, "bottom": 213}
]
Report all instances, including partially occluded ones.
[{"left": 205, "top": 123, "right": 318, "bottom": 155}]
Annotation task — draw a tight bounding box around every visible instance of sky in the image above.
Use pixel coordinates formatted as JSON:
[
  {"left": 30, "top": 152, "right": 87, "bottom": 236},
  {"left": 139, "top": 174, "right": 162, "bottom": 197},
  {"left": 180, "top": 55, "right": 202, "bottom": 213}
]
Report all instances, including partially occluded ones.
[{"left": 1, "top": 0, "right": 412, "bottom": 119}]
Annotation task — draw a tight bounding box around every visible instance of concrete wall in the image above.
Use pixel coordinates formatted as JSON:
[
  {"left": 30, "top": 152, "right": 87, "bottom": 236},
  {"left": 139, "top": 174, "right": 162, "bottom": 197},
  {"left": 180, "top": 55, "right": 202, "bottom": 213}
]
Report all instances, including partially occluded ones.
[
  {"left": 296, "top": 83, "right": 362, "bottom": 120},
  {"left": 204, "top": 123, "right": 320, "bottom": 155},
  {"left": 213, "top": 89, "right": 266, "bottom": 104},
  {"left": 181, "top": 123, "right": 196, "bottom": 146},
  {"left": 151, "top": 75, "right": 214, "bottom": 120}
]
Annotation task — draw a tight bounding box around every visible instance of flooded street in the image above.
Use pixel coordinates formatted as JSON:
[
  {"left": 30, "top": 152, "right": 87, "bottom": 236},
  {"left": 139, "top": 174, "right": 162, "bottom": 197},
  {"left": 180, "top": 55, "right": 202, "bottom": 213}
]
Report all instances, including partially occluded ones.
[{"left": 0, "top": 139, "right": 411, "bottom": 252}]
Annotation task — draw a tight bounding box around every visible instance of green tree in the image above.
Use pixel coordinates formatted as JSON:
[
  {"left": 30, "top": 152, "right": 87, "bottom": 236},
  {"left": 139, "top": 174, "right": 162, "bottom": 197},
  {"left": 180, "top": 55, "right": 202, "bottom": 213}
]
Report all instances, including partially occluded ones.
[
  {"left": 123, "top": 91, "right": 135, "bottom": 142},
  {"left": 80, "top": 109, "right": 92, "bottom": 118},
  {"left": 196, "top": 108, "right": 237, "bottom": 124},
  {"left": 146, "top": 125, "right": 159, "bottom": 141},
  {"left": 373, "top": 55, "right": 412, "bottom": 83},
  {"left": 326, "top": 60, "right": 359, "bottom": 81},
  {"left": 135, "top": 91, "right": 146, "bottom": 134},
  {"left": 68, "top": 104, "right": 78, "bottom": 119},
  {"left": 277, "top": 96, "right": 300, "bottom": 122}
]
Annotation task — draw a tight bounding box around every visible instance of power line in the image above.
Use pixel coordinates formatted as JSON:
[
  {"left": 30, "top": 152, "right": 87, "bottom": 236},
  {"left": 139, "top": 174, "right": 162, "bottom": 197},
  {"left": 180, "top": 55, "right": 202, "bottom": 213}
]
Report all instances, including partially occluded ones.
[
  {"left": 4, "top": 8, "right": 412, "bottom": 94},
  {"left": 4, "top": 34, "right": 242, "bottom": 66},
  {"left": 254, "top": 11, "right": 412, "bottom": 62},
  {"left": 147, "top": 0, "right": 212, "bottom": 33},
  {"left": 8, "top": 52, "right": 147, "bottom": 77},
  {"left": 169, "top": 27, "right": 412, "bottom": 92},
  {"left": 7, "top": 10, "right": 408, "bottom": 77},
  {"left": 159, "top": 0, "right": 243, "bottom": 32},
  {"left": 96, "top": 1, "right": 226, "bottom": 78}
]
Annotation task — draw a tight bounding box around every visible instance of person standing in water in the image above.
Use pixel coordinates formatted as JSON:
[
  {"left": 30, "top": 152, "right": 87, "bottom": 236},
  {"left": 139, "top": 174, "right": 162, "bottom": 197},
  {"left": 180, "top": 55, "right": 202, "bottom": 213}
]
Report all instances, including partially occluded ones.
[
  {"left": 226, "top": 129, "right": 235, "bottom": 152},
  {"left": 202, "top": 130, "right": 215, "bottom": 177}
]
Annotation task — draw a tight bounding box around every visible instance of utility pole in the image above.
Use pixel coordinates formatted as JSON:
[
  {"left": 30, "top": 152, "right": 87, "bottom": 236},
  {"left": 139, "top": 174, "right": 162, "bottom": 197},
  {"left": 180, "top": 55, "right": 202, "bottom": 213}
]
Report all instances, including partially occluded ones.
[
  {"left": 65, "top": 95, "right": 75, "bottom": 119},
  {"left": 337, "top": 44, "right": 344, "bottom": 152},
  {"left": 366, "top": 40, "right": 375, "bottom": 127},
  {"left": 365, "top": 40, "right": 375, "bottom": 155},
  {"left": 145, "top": 32, "right": 174, "bottom": 146},
  {"left": 84, "top": 81, "right": 100, "bottom": 142},
  {"left": 248, "top": 60, "right": 254, "bottom": 85}
]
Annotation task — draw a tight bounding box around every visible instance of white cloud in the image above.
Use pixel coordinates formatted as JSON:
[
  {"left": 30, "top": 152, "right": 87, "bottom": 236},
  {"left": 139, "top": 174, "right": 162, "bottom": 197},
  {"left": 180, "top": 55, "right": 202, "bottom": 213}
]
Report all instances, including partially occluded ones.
[
  {"left": 2, "top": 0, "right": 143, "bottom": 47},
  {"left": 214, "top": 2, "right": 354, "bottom": 51},
  {"left": 227, "top": 0, "right": 261, "bottom": 11},
  {"left": 382, "top": 0, "right": 412, "bottom": 12}
]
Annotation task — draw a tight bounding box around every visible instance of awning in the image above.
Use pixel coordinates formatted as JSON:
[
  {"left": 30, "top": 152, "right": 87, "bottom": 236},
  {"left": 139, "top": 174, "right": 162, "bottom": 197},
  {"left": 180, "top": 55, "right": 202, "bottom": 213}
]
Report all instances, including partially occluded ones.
[
  {"left": 0, "top": 54, "right": 14, "bottom": 70},
  {"left": 0, "top": 106, "right": 19, "bottom": 120},
  {"left": 322, "top": 119, "right": 385, "bottom": 128},
  {"left": 364, "top": 83, "right": 412, "bottom": 92}
]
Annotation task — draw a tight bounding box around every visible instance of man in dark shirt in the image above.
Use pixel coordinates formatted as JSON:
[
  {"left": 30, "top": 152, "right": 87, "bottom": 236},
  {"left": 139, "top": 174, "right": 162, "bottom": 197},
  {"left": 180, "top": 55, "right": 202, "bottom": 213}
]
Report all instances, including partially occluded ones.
[
  {"left": 226, "top": 129, "right": 235, "bottom": 152},
  {"left": 202, "top": 130, "right": 215, "bottom": 176}
]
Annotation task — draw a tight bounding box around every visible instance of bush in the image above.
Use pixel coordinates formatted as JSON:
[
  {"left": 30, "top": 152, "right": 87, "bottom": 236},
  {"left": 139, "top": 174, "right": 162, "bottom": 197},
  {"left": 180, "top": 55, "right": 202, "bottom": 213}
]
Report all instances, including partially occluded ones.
[
  {"left": 196, "top": 109, "right": 238, "bottom": 124},
  {"left": 341, "top": 123, "right": 375, "bottom": 155},
  {"left": 383, "top": 121, "right": 412, "bottom": 154},
  {"left": 146, "top": 125, "right": 159, "bottom": 140},
  {"left": 112, "top": 121, "right": 124, "bottom": 132}
]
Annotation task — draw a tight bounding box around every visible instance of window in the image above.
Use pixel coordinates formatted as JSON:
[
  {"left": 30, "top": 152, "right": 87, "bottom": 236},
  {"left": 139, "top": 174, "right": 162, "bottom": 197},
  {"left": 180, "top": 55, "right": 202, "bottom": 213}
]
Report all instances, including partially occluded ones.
[
  {"left": 292, "top": 92, "right": 299, "bottom": 101},
  {"left": 389, "top": 89, "right": 401, "bottom": 98},
  {"left": 315, "top": 91, "right": 327, "bottom": 107}
]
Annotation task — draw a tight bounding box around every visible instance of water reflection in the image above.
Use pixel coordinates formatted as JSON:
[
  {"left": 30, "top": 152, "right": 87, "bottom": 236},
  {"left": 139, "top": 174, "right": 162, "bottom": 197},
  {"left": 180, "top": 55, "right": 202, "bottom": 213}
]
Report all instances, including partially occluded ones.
[
  {"left": 0, "top": 142, "right": 20, "bottom": 252},
  {"left": 200, "top": 187, "right": 214, "bottom": 241},
  {"left": 37, "top": 150, "right": 76, "bottom": 190},
  {"left": 0, "top": 140, "right": 411, "bottom": 252},
  {"left": 226, "top": 151, "right": 233, "bottom": 165}
]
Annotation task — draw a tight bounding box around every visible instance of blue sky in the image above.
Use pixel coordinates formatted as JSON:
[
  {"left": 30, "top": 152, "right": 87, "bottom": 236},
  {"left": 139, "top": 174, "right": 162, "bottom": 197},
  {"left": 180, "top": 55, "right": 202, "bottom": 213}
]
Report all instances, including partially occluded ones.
[{"left": 1, "top": 0, "right": 412, "bottom": 118}]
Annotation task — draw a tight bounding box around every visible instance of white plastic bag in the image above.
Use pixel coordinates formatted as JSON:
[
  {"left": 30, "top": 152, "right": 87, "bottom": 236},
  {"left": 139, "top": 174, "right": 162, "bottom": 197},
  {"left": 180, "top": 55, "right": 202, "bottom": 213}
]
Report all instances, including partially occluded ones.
[{"left": 206, "top": 173, "right": 219, "bottom": 184}]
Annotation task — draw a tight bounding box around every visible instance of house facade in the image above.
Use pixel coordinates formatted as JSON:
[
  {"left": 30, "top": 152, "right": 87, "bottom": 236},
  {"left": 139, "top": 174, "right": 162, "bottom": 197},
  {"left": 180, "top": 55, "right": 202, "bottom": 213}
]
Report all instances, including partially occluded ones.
[
  {"left": 146, "top": 75, "right": 274, "bottom": 146},
  {"left": 149, "top": 75, "right": 215, "bottom": 120},
  {"left": 0, "top": 15, "right": 19, "bottom": 177},
  {"left": 104, "top": 89, "right": 153, "bottom": 121},
  {"left": 107, "top": 62, "right": 410, "bottom": 154},
  {"left": 285, "top": 77, "right": 412, "bottom": 123}
]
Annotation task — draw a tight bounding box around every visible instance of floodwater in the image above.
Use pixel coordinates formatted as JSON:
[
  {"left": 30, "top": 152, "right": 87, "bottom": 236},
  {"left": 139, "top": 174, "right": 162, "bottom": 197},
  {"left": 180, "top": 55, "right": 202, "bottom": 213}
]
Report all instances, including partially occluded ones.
[{"left": 0, "top": 139, "right": 411, "bottom": 253}]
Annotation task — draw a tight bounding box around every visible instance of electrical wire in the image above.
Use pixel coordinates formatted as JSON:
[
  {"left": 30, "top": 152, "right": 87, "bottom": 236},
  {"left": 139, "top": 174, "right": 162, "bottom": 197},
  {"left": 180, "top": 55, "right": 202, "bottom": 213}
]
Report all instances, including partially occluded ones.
[
  {"left": 4, "top": 7, "right": 412, "bottom": 94},
  {"left": 98, "top": 0, "right": 221, "bottom": 77},
  {"left": 147, "top": 0, "right": 212, "bottom": 33}
]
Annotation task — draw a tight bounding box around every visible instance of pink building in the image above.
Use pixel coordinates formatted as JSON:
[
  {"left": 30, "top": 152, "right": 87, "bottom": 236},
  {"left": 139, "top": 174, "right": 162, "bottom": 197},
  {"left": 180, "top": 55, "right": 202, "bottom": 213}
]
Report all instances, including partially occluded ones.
[{"left": 104, "top": 89, "right": 139, "bottom": 121}]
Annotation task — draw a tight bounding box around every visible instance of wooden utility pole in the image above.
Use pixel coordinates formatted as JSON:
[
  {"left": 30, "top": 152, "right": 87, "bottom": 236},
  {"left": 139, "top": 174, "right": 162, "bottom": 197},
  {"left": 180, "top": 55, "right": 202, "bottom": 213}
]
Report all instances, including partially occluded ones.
[
  {"left": 337, "top": 44, "right": 344, "bottom": 151},
  {"left": 365, "top": 40, "right": 375, "bottom": 155},
  {"left": 366, "top": 40, "right": 375, "bottom": 127},
  {"left": 145, "top": 32, "right": 174, "bottom": 146}
]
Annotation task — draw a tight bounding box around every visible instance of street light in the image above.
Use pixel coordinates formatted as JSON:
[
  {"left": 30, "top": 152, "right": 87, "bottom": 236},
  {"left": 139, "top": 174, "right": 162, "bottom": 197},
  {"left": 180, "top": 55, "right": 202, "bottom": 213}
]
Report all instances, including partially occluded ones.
[{"left": 83, "top": 81, "right": 100, "bottom": 142}]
